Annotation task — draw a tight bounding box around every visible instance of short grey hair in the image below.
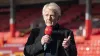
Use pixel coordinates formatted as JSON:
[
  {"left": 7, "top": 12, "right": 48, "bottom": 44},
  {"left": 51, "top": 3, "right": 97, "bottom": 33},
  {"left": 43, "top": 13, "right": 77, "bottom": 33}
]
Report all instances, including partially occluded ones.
[{"left": 42, "top": 2, "right": 61, "bottom": 16}]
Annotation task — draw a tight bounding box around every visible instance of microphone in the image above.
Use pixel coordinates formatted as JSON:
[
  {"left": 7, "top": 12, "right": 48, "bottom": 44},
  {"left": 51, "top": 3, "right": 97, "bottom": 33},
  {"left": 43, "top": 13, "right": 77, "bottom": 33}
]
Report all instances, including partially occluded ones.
[
  {"left": 44, "top": 26, "right": 53, "bottom": 51},
  {"left": 45, "top": 26, "right": 52, "bottom": 35}
]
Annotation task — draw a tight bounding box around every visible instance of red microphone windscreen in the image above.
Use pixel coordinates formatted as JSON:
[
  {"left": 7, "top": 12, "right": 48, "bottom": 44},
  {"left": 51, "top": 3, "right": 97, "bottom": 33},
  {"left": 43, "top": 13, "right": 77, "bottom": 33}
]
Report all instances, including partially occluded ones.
[{"left": 45, "top": 26, "right": 52, "bottom": 35}]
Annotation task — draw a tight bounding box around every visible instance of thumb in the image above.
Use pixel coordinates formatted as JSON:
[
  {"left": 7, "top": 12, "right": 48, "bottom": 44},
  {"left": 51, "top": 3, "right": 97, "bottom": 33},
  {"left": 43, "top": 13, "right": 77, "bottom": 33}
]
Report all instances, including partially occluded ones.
[{"left": 67, "top": 36, "right": 71, "bottom": 40}]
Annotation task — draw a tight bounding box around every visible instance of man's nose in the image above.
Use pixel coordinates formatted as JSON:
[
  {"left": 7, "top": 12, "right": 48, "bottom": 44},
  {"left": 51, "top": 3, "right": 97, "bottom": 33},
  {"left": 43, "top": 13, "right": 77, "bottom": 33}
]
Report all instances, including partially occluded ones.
[{"left": 47, "top": 16, "right": 51, "bottom": 20}]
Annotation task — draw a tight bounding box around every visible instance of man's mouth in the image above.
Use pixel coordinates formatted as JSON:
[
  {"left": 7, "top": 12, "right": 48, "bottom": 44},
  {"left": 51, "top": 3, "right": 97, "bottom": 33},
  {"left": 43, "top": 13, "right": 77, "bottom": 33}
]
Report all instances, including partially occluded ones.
[{"left": 46, "top": 21, "right": 52, "bottom": 23}]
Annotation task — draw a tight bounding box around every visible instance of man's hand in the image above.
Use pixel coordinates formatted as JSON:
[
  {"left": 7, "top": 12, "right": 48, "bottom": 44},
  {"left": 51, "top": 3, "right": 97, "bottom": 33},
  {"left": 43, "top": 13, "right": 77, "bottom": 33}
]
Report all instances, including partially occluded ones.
[
  {"left": 41, "top": 35, "right": 50, "bottom": 45},
  {"left": 62, "top": 36, "right": 71, "bottom": 49}
]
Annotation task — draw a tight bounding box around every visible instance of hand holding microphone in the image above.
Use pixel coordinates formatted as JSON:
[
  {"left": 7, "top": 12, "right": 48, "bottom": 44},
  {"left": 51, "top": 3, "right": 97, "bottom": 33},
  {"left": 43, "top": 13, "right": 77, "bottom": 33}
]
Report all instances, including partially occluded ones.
[
  {"left": 41, "top": 26, "right": 52, "bottom": 50},
  {"left": 41, "top": 35, "right": 50, "bottom": 45}
]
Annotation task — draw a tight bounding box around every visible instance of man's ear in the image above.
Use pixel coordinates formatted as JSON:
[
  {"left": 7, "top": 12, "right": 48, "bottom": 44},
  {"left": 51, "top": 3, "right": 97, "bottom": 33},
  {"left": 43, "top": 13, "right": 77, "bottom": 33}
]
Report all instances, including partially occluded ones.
[{"left": 57, "top": 16, "right": 61, "bottom": 20}]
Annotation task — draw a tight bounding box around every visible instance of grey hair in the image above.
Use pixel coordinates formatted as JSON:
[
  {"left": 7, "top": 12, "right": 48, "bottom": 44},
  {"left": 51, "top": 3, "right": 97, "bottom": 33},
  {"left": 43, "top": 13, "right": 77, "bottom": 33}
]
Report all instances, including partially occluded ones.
[{"left": 42, "top": 2, "right": 61, "bottom": 16}]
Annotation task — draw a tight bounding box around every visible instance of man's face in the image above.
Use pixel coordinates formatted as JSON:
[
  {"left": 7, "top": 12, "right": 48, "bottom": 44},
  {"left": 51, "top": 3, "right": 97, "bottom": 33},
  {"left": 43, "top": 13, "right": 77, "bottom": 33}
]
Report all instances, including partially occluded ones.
[{"left": 43, "top": 8, "right": 59, "bottom": 26}]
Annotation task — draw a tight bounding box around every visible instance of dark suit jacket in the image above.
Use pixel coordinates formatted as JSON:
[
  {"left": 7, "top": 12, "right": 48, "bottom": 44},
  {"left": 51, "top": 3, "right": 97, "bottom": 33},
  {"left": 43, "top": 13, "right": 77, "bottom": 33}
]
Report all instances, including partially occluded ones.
[{"left": 24, "top": 24, "right": 77, "bottom": 56}]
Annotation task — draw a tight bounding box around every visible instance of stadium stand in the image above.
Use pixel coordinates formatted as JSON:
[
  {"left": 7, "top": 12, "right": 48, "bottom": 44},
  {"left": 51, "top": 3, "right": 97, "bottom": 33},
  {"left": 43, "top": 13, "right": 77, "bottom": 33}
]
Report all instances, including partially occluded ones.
[{"left": 0, "top": 2, "right": 100, "bottom": 56}]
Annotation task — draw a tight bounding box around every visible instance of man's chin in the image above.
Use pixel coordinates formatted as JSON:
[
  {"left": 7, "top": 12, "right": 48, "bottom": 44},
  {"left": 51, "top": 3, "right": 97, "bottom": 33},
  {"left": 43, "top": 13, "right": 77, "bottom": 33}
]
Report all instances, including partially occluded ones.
[{"left": 46, "top": 24, "right": 52, "bottom": 26}]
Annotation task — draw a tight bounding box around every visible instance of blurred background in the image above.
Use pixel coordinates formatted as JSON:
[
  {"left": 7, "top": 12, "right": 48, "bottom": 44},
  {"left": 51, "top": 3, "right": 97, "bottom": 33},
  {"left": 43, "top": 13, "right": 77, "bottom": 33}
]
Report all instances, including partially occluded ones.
[{"left": 0, "top": 0, "right": 100, "bottom": 56}]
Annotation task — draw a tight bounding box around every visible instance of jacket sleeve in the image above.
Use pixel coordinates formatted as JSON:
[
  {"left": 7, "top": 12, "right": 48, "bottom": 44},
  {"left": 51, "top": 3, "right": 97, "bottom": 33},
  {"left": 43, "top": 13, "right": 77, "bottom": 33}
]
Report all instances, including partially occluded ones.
[
  {"left": 65, "top": 31, "right": 77, "bottom": 56},
  {"left": 24, "top": 28, "right": 44, "bottom": 56}
]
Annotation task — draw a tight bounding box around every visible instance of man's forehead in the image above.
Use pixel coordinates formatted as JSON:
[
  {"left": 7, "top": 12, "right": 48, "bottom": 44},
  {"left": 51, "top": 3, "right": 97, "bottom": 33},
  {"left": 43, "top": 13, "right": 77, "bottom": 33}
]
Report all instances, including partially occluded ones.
[
  {"left": 45, "top": 8, "right": 53, "bottom": 12},
  {"left": 44, "top": 8, "right": 55, "bottom": 14}
]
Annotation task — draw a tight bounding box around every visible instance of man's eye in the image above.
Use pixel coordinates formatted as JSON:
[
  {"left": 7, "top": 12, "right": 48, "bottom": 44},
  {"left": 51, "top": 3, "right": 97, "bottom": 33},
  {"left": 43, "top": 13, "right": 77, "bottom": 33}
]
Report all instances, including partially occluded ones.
[
  {"left": 45, "top": 14, "right": 48, "bottom": 16},
  {"left": 51, "top": 15, "right": 54, "bottom": 17}
]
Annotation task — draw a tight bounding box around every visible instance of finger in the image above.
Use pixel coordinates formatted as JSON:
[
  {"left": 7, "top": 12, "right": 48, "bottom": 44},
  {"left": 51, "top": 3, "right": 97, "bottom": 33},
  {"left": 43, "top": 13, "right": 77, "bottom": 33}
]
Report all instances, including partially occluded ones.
[
  {"left": 67, "top": 36, "right": 71, "bottom": 40},
  {"left": 44, "top": 39, "right": 49, "bottom": 43},
  {"left": 66, "top": 36, "right": 71, "bottom": 41},
  {"left": 62, "top": 43, "right": 66, "bottom": 45},
  {"left": 63, "top": 39, "right": 70, "bottom": 45},
  {"left": 64, "top": 36, "right": 71, "bottom": 40},
  {"left": 62, "top": 41, "right": 69, "bottom": 46},
  {"left": 64, "top": 38, "right": 68, "bottom": 41},
  {"left": 44, "top": 38, "right": 49, "bottom": 41},
  {"left": 62, "top": 42, "right": 70, "bottom": 45},
  {"left": 43, "top": 36, "right": 50, "bottom": 39},
  {"left": 62, "top": 43, "right": 65, "bottom": 46},
  {"left": 62, "top": 44, "right": 69, "bottom": 49},
  {"left": 45, "top": 34, "right": 49, "bottom": 36},
  {"left": 64, "top": 38, "right": 69, "bottom": 42},
  {"left": 66, "top": 36, "right": 70, "bottom": 44},
  {"left": 63, "top": 41, "right": 67, "bottom": 43},
  {"left": 45, "top": 35, "right": 49, "bottom": 37},
  {"left": 62, "top": 42, "right": 65, "bottom": 45},
  {"left": 44, "top": 38, "right": 50, "bottom": 43}
]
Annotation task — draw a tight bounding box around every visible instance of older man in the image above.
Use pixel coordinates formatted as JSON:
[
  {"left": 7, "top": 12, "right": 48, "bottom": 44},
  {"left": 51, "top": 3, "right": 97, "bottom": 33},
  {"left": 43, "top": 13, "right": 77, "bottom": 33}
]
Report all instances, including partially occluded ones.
[{"left": 24, "top": 2, "right": 77, "bottom": 56}]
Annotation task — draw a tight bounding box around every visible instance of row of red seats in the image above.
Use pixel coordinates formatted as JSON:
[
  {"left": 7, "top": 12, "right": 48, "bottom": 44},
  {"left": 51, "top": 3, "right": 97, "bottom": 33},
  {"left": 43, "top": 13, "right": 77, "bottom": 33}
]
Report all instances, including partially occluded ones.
[
  {"left": 0, "top": 31, "right": 29, "bottom": 47},
  {"left": 76, "top": 35, "right": 100, "bottom": 56}
]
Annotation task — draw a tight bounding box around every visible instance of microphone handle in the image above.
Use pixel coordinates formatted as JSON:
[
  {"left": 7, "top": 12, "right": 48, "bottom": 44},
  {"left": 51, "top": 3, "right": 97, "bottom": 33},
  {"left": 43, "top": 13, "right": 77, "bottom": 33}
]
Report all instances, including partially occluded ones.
[
  {"left": 44, "top": 36, "right": 52, "bottom": 51},
  {"left": 44, "top": 44, "right": 47, "bottom": 51}
]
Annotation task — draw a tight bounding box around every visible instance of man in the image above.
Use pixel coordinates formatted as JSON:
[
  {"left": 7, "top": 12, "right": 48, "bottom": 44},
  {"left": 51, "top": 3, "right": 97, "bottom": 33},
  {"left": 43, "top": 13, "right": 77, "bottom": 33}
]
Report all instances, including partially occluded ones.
[{"left": 24, "top": 2, "right": 77, "bottom": 56}]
